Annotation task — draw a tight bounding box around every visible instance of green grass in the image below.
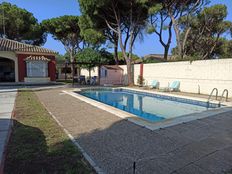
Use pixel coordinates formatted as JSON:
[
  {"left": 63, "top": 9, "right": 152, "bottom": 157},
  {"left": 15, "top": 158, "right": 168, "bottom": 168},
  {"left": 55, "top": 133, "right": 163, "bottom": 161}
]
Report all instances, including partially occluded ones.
[{"left": 4, "top": 90, "right": 94, "bottom": 174}]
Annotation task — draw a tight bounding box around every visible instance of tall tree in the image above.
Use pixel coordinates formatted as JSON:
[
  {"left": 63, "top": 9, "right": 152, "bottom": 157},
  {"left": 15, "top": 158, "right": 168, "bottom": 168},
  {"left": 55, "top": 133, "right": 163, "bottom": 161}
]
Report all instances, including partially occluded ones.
[
  {"left": 42, "top": 16, "right": 83, "bottom": 79},
  {"left": 156, "top": 0, "right": 209, "bottom": 59},
  {"left": 0, "top": 2, "right": 46, "bottom": 45},
  {"left": 78, "top": 8, "right": 120, "bottom": 65},
  {"left": 79, "top": 0, "right": 149, "bottom": 85},
  {"left": 215, "top": 39, "right": 232, "bottom": 58},
  {"left": 177, "top": 4, "right": 232, "bottom": 59},
  {"left": 147, "top": 3, "right": 173, "bottom": 61},
  {"left": 76, "top": 48, "right": 114, "bottom": 82}
]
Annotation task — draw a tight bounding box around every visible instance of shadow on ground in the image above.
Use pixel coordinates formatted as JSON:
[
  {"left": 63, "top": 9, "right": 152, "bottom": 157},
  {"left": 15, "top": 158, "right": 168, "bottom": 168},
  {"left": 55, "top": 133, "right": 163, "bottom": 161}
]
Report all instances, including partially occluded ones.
[
  {"left": 73, "top": 114, "right": 232, "bottom": 174},
  {"left": 4, "top": 119, "right": 92, "bottom": 174}
]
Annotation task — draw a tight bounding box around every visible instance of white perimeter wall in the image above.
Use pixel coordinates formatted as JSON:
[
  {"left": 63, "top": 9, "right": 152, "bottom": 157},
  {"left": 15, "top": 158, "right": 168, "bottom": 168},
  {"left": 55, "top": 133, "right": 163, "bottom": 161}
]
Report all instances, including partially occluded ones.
[
  {"left": 81, "top": 59, "right": 232, "bottom": 97},
  {"left": 81, "top": 67, "right": 98, "bottom": 77}
]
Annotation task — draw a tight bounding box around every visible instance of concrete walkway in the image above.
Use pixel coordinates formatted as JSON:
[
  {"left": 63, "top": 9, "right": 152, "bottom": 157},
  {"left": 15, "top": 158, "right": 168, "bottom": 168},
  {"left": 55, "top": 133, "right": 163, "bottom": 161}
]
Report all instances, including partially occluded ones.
[
  {"left": 36, "top": 89, "right": 232, "bottom": 174},
  {"left": 0, "top": 90, "right": 17, "bottom": 172}
]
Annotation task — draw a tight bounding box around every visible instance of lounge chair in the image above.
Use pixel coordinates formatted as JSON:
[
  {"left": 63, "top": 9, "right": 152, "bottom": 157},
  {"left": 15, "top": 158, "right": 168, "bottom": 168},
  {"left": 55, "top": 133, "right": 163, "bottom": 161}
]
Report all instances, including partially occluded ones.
[
  {"left": 149, "top": 80, "right": 159, "bottom": 89},
  {"left": 90, "top": 76, "right": 97, "bottom": 85},
  {"left": 169, "top": 81, "right": 180, "bottom": 91},
  {"left": 160, "top": 81, "right": 180, "bottom": 92}
]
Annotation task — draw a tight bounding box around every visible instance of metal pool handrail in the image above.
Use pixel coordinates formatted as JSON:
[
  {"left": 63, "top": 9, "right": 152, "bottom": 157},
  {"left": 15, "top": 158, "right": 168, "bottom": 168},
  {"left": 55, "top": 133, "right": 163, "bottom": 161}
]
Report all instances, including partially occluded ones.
[
  {"left": 208, "top": 88, "right": 219, "bottom": 102},
  {"left": 207, "top": 88, "right": 219, "bottom": 108},
  {"left": 218, "top": 89, "right": 229, "bottom": 107}
]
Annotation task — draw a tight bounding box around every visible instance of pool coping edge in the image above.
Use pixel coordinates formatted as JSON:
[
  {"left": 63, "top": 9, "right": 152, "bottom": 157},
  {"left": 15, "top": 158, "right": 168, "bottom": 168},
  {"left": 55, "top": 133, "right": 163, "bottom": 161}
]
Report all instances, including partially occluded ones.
[{"left": 63, "top": 89, "right": 232, "bottom": 131}]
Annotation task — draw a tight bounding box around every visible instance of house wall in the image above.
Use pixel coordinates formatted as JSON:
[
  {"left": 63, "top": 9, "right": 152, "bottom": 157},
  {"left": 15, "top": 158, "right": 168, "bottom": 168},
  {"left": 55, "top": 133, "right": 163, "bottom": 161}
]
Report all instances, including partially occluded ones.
[
  {"left": 48, "top": 57, "right": 56, "bottom": 81},
  {"left": 17, "top": 54, "right": 56, "bottom": 82},
  {"left": 0, "top": 51, "right": 19, "bottom": 82}
]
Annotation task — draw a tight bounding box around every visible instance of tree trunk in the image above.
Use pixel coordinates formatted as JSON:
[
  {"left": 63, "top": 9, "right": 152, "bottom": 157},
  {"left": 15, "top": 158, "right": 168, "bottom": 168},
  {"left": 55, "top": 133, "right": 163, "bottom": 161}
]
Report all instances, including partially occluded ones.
[
  {"left": 118, "top": 28, "right": 133, "bottom": 86},
  {"left": 97, "top": 65, "right": 101, "bottom": 85},
  {"left": 70, "top": 53, "right": 75, "bottom": 80},
  {"left": 114, "top": 43, "right": 119, "bottom": 65},
  {"left": 113, "top": 33, "right": 119, "bottom": 65},
  {"left": 182, "top": 27, "right": 191, "bottom": 58},
  {"left": 76, "top": 65, "right": 81, "bottom": 79},
  {"left": 170, "top": 14, "right": 183, "bottom": 59},
  {"left": 126, "top": 59, "right": 133, "bottom": 86},
  {"left": 163, "top": 45, "right": 170, "bottom": 61},
  {"left": 89, "top": 68, "right": 91, "bottom": 79}
]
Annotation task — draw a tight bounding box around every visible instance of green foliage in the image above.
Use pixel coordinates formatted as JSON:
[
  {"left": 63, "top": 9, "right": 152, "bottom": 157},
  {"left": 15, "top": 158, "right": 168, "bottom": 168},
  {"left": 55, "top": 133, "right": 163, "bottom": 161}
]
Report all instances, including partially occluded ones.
[
  {"left": 143, "top": 58, "right": 164, "bottom": 64},
  {"left": 4, "top": 91, "right": 92, "bottom": 173},
  {"left": 79, "top": 0, "right": 150, "bottom": 85},
  {"left": 137, "top": 75, "right": 145, "bottom": 86},
  {"left": 76, "top": 48, "right": 114, "bottom": 70},
  {"left": 0, "top": 2, "right": 46, "bottom": 45},
  {"left": 215, "top": 39, "right": 232, "bottom": 58},
  {"left": 42, "top": 16, "right": 82, "bottom": 50},
  {"left": 55, "top": 54, "right": 68, "bottom": 65},
  {"left": 148, "top": 4, "right": 162, "bottom": 15},
  {"left": 177, "top": 4, "right": 232, "bottom": 59},
  {"left": 146, "top": 25, "right": 156, "bottom": 34},
  {"left": 78, "top": 15, "right": 105, "bottom": 46},
  {"left": 117, "top": 52, "right": 141, "bottom": 64}
]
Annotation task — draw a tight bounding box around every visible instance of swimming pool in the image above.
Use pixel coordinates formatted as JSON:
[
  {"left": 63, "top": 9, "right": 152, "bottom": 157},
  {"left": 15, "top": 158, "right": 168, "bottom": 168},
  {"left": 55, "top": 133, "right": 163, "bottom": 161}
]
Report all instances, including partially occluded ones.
[{"left": 78, "top": 88, "right": 220, "bottom": 122}]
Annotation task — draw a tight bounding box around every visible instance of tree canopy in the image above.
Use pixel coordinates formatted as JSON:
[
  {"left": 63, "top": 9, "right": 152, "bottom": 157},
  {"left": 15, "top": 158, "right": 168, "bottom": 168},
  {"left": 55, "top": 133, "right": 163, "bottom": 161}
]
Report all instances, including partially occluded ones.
[
  {"left": 147, "top": 0, "right": 209, "bottom": 59},
  {"left": 76, "top": 48, "right": 114, "bottom": 77},
  {"left": 77, "top": 48, "right": 114, "bottom": 67},
  {"left": 42, "top": 15, "right": 83, "bottom": 79},
  {"left": 42, "top": 15, "right": 82, "bottom": 56},
  {"left": 0, "top": 2, "right": 46, "bottom": 45},
  {"left": 175, "top": 4, "right": 232, "bottom": 59},
  {"left": 79, "top": 0, "right": 150, "bottom": 85}
]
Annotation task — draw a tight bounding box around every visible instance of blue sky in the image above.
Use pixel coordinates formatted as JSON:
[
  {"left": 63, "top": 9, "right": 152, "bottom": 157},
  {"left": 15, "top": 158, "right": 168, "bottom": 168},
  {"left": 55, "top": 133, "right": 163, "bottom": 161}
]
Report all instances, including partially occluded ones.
[{"left": 2, "top": 0, "right": 232, "bottom": 57}]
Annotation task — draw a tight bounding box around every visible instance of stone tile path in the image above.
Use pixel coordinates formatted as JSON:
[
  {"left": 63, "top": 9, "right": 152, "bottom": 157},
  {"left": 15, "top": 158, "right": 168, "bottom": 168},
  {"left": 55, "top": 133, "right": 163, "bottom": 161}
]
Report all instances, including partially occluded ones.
[
  {"left": 0, "top": 90, "right": 17, "bottom": 172},
  {"left": 36, "top": 89, "right": 232, "bottom": 174}
]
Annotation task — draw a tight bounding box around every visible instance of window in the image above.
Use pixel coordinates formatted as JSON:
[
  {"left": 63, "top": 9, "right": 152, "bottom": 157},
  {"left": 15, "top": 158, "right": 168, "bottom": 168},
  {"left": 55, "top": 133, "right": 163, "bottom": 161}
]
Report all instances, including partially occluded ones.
[{"left": 26, "top": 61, "right": 48, "bottom": 77}]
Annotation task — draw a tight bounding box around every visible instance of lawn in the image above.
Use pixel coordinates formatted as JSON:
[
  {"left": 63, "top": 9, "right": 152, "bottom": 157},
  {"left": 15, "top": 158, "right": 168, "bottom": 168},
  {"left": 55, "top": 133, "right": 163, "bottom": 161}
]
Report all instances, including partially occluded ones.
[{"left": 4, "top": 90, "right": 94, "bottom": 174}]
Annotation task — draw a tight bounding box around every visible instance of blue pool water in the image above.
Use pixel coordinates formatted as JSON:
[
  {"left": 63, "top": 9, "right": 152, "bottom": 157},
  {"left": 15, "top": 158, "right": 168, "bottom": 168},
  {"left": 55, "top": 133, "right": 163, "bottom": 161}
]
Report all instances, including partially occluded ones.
[{"left": 78, "top": 88, "right": 219, "bottom": 122}]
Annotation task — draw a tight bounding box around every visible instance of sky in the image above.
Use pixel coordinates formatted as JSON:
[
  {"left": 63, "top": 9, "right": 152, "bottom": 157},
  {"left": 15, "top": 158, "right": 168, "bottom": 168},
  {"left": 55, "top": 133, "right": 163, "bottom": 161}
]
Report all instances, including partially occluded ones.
[{"left": 1, "top": 0, "right": 232, "bottom": 57}]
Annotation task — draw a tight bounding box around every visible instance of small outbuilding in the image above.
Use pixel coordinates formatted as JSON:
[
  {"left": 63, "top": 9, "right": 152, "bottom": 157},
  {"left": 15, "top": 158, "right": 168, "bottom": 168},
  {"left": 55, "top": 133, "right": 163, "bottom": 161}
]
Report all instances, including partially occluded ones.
[
  {"left": 0, "top": 38, "right": 56, "bottom": 83},
  {"left": 100, "top": 65, "right": 123, "bottom": 86}
]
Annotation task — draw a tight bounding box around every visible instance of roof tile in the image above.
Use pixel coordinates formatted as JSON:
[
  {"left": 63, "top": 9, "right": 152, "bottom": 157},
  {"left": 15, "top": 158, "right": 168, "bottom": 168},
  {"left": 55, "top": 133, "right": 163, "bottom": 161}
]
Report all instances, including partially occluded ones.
[{"left": 0, "top": 38, "right": 56, "bottom": 54}]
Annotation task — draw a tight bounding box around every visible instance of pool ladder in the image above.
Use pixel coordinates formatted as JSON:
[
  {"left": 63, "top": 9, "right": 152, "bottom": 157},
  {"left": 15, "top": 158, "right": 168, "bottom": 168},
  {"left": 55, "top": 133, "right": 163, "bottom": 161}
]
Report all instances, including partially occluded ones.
[
  {"left": 218, "top": 89, "right": 229, "bottom": 107},
  {"left": 207, "top": 88, "right": 229, "bottom": 107}
]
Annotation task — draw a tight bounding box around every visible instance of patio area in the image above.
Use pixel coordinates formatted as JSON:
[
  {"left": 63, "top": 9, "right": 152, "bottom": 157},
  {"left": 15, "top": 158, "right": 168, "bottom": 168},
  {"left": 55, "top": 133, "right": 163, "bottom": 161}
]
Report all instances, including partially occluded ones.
[{"left": 36, "top": 88, "right": 232, "bottom": 174}]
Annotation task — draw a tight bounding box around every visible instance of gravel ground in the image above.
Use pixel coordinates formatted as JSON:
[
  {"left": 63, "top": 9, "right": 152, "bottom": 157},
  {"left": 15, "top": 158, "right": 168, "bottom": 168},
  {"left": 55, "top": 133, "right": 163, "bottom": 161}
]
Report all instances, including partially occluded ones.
[{"left": 36, "top": 88, "right": 232, "bottom": 174}]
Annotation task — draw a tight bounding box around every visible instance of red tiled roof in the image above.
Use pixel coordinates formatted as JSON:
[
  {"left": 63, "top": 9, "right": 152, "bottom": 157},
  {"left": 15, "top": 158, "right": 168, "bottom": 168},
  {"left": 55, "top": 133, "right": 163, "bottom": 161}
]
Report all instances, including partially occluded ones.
[{"left": 0, "top": 38, "right": 56, "bottom": 54}]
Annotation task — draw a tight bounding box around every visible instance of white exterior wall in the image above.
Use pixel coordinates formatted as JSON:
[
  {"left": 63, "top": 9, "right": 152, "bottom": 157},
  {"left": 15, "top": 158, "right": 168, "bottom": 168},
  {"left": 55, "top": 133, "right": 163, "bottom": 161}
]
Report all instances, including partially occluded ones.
[
  {"left": 79, "top": 59, "right": 232, "bottom": 97},
  {"left": 80, "top": 67, "right": 98, "bottom": 77},
  {"left": 120, "top": 59, "right": 232, "bottom": 97}
]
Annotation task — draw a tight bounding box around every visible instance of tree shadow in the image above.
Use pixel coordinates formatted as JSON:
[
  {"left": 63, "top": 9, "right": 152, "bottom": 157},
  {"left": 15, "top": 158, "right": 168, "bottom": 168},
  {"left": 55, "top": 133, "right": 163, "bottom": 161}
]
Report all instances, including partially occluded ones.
[
  {"left": 72, "top": 109, "right": 232, "bottom": 174},
  {"left": 4, "top": 119, "right": 93, "bottom": 174}
]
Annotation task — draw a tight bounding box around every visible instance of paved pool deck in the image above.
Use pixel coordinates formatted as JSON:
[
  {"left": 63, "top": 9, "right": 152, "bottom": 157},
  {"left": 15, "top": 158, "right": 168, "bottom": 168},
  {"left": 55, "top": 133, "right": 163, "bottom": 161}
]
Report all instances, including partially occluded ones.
[
  {"left": 36, "top": 88, "right": 232, "bottom": 174},
  {"left": 0, "top": 90, "right": 17, "bottom": 173}
]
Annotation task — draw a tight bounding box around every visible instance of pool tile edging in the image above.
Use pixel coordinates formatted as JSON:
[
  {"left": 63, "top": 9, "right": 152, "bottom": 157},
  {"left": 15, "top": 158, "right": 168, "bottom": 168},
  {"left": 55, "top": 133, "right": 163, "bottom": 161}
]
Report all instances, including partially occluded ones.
[{"left": 63, "top": 90, "right": 232, "bottom": 131}]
